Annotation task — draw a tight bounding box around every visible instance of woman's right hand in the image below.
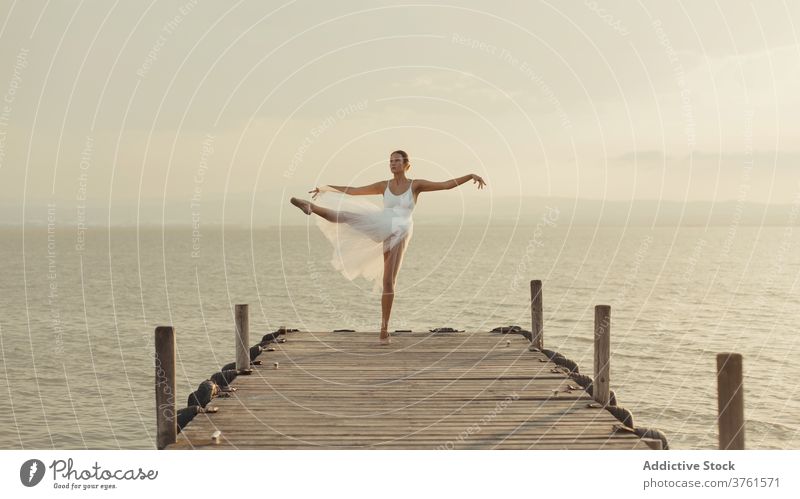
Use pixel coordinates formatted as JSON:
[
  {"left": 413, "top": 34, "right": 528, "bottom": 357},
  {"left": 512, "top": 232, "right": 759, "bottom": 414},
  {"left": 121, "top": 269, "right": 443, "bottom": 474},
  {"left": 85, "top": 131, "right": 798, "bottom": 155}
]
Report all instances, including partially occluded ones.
[
  {"left": 471, "top": 174, "right": 487, "bottom": 189},
  {"left": 309, "top": 187, "right": 321, "bottom": 200}
]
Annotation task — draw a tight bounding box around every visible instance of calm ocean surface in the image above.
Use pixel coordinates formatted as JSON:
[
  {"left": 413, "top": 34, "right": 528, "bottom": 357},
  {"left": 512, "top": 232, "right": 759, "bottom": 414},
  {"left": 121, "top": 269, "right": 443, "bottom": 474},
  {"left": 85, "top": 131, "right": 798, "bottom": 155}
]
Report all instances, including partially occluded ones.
[{"left": 1, "top": 223, "right": 798, "bottom": 449}]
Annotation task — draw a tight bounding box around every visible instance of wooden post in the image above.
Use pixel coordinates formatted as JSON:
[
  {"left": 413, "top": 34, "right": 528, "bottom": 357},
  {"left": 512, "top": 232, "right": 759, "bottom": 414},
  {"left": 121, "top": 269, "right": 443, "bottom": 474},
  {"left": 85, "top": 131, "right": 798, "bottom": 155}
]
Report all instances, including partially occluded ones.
[
  {"left": 530, "top": 280, "right": 543, "bottom": 350},
  {"left": 717, "top": 353, "right": 745, "bottom": 450},
  {"left": 235, "top": 304, "right": 251, "bottom": 373},
  {"left": 593, "top": 305, "right": 611, "bottom": 406},
  {"left": 154, "top": 326, "right": 176, "bottom": 450}
]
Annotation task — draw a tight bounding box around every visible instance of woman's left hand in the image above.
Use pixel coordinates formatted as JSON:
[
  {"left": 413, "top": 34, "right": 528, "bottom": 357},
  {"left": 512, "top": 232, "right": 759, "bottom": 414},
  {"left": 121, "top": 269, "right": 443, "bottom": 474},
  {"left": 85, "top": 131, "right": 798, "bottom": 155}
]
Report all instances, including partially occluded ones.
[{"left": 471, "top": 174, "right": 487, "bottom": 189}]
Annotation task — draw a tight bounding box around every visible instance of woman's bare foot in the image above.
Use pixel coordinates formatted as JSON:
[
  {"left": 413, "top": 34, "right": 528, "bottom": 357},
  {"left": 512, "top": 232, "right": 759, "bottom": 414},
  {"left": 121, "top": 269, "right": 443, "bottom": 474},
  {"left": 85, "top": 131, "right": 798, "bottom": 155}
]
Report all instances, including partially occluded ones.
[
  {"left": 290, "top": 197, "right": 312, "bottom": 215},
  {"left": 379, "top": 330, "right": 391, "bottom": 345}
]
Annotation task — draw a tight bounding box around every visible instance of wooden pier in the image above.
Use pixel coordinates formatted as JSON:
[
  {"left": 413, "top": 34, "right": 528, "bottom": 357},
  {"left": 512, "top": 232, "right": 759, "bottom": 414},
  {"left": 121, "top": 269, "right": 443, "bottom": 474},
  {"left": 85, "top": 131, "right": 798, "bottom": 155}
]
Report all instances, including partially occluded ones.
[{"left": 166, "top": 329, "right": 656, "bottom": 450}]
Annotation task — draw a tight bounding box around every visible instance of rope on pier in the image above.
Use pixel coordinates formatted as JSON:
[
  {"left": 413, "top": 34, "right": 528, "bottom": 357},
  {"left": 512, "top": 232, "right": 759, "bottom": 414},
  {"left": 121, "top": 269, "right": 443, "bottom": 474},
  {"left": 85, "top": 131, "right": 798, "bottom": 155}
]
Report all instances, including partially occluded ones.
[
  {"left": 497, "top": 325, "right": 671, "bottom": 450},
  {"left": 635, "top": 427, "right": 669, "bottom": 449},
  {"left": 177, "top": 406, "right": 199, "bottom": 431},
  {"left": 573, "top": 381, "right": 618, "bottom": 407},
  {"left": 210, "top": 370, "right": 239, "bottom": 390},
  {"left": 606, "top": 405, "right": 634, "bottom": 427},
  {"left": 567, "top": 364, "right": 669, "bottom": 449},
  {"left": 177, "top": 405, "right": 218, "bottom": 431},
  {"left": 572, "top": 374, "right": 667, "bottom": 448},
  {"left": 261, "top": 328, "right": 294, "bottom": 344},
  {"left": 569, "top": 372, "right": 592, "bottom": 389},
  {"left": 187, "top": 380, "right": 219, "bottom": 408},
  {"left": 541, "top": 348, "right": 580, "bottom": 374},
  {"left": 490, "top": 325, "right": 532, "bottom": 342},
  {"left": 177, "top": 327, "right": 296, "bottom": 434}
]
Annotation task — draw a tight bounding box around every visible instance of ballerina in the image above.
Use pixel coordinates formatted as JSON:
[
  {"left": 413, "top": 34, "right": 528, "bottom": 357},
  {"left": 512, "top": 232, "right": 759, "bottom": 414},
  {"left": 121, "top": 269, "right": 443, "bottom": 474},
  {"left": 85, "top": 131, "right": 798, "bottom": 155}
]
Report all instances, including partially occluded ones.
[{"left": 290, "top": 150, "right": 486, "bottom": 345}]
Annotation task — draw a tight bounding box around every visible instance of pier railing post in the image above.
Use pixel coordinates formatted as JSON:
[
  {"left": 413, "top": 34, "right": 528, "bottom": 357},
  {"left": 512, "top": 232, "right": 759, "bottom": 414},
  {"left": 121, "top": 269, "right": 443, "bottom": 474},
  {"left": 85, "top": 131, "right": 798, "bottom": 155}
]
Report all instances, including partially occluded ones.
[
  {"left": 717, "top": 353, "right": 745, "bottom": 450},
  {"left": 530, "top": 280, "right": 543, "bottom": 350},
  {"left": 154, "top": 326, "right": 176, "bottom": 449},
  {"left": 593, "top": 305, "right": 611, "bottom": 406},
  {"left": 235, "top": 304, "right": 251, "bottom": 373}
]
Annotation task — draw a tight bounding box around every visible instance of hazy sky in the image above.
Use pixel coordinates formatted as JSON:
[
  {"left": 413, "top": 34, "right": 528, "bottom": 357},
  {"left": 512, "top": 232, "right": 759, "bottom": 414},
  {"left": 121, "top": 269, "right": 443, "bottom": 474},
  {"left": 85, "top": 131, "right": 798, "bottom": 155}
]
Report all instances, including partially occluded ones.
[{"left": 1, "top": 0, "right": 799, "bottom": 225}]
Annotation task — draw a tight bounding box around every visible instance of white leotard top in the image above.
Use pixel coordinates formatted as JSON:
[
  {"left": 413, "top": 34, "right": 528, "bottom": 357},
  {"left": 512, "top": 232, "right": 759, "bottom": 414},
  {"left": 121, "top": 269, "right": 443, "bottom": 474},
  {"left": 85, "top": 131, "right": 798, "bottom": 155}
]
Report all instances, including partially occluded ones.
[{"left": 383, "top": 179, "right": 415, "bottom": 211}]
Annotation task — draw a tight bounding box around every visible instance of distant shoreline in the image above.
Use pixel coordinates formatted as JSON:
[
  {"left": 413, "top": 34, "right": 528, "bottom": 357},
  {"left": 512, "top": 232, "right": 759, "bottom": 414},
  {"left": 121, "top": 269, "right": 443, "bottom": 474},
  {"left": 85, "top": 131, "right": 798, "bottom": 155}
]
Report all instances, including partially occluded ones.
[{"left": 3, "top": 197, "right": 798, "bottom": 228}]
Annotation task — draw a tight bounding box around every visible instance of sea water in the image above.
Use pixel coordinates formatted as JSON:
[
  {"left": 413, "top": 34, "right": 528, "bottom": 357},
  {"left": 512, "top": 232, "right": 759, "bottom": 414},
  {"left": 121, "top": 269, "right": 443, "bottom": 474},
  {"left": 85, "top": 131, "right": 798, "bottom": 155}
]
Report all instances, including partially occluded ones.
[{"left": 0, "top": 224, "right": 798, "bottom": 449}]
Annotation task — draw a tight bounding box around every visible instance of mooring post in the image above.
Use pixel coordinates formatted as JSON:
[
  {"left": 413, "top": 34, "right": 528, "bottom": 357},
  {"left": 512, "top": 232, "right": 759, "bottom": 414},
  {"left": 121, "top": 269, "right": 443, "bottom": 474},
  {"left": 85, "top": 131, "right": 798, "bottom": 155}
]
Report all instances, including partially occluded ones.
[
  {"left": 530, "top": 280, "right": 543, "bottom": 350},
  {"left": 717, "top": 353, "right": 745, "bottom": 450},
  {"left": 154, "top": 326, "right": 176, "bottom": 450},
  {"left": 593, "top": 305, "right": 611, "bottom": 406},
  {"left": 235, "top": 304, "right": 251, "bottom": 373}
]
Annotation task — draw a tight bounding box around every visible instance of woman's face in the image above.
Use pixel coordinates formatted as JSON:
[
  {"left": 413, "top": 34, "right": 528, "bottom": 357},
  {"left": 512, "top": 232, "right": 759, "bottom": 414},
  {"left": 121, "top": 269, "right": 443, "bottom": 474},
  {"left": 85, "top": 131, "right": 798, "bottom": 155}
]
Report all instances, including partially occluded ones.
[{"left": 389, "top": 153, "right": 406, "bottom": 173}]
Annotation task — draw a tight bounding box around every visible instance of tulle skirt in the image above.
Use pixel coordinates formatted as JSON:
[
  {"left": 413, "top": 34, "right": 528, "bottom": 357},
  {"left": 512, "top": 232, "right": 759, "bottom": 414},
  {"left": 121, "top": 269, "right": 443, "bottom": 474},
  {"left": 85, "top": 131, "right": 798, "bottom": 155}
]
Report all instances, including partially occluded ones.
[{"left": 312, "top": 191, "right": 413, "bottom": 294}]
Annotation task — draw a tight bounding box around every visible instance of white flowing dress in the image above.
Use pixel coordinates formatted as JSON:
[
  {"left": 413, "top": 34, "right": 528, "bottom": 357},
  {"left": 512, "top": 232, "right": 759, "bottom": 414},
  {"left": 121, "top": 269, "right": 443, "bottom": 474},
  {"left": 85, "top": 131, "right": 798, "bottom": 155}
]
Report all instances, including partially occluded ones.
[{"left": 313, "top": 179, "right": 415, "bottom": 294}]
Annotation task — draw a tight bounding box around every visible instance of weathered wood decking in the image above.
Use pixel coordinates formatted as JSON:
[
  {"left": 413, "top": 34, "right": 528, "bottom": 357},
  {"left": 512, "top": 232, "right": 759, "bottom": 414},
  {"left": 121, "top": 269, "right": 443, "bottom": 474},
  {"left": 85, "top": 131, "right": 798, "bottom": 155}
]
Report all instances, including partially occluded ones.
[{"left": 169, "top": 330, "right": 653, "bottom": 449}]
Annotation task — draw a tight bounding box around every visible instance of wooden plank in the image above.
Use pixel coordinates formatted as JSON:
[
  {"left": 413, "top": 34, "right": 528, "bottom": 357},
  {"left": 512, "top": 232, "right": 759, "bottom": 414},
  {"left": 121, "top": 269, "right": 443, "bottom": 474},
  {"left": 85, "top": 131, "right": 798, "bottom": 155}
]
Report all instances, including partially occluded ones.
[{"left": 167, "top": 331, "right": 652, "bottom": 450}]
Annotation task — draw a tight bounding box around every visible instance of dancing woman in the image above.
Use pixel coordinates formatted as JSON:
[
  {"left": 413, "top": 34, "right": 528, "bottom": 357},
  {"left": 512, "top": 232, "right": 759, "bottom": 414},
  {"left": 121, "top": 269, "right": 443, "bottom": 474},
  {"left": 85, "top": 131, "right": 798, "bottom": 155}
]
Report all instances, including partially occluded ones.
[{"left": 290, "top": 150, "right": 486, "bottom": 345}]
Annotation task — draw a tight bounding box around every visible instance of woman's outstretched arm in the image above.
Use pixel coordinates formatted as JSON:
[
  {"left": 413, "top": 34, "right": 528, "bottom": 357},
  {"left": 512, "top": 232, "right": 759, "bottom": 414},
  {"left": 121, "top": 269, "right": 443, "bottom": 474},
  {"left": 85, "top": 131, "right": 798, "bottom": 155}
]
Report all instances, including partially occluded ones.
[
  {"left": 415, "top": 174, "right": 486, "bottom": 192},
  {"left": 310, "top": 181, "right": 385, "bottom": 199}
]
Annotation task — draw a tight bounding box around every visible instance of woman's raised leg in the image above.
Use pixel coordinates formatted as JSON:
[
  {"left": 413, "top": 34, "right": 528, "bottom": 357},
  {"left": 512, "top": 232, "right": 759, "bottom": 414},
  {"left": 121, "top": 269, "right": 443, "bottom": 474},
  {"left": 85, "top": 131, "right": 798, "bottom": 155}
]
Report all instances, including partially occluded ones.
[{"left": 290, "top": 197, "right": 354, "bottom": 223}]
